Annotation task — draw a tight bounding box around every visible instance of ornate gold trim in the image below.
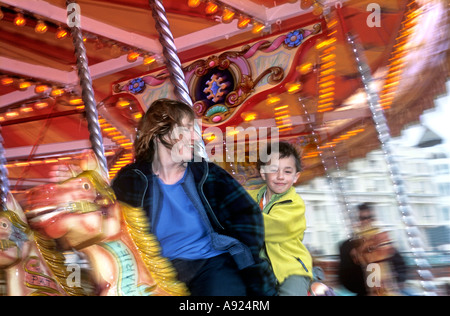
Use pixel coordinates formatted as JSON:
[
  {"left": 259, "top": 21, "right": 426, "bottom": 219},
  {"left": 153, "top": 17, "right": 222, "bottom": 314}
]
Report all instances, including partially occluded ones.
[
  {"left": 23, "top": 256, "right": 62, "bottom": 296},
  {"left": 33, "top": 234, "right": 89, "bottom": 296},
  {"left": 121, "top": 202, "right": 189, "bottom": 296}
]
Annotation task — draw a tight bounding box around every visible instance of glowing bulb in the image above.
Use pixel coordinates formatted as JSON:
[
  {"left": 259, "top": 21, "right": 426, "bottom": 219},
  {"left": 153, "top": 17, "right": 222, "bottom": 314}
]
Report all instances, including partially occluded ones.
[
  {"left": 6, "top": 110, "right": 19, "bottom": 119},
  {"left": 267, "top": 95, "right": 281, "bottom": 105},
  {"left": 203, "top": 133, "right": 216, "bottom": 141},
  {"left": 20, "top": 105, "right": 34, "bottom": 113},
  {"left": 297, "top": 63, "right": 313, "bottom": 74},
  {"left": 187, "top": 0, "right": 201, "bottom": 8},
  {"left": 56, "top": 27, "right": 68, "bottom": 39},
  {"left": 51, "top": 88, "right": 65, "bottom": 97},
  {"left": 252, "top": 23, "right": 265, "bottom": 34},
  {"left": 243, "top": 112, "right": 257, "bottom": 122},
  {"left": 132, "top": 112, "right": 143, "bottom": 121},
  {"left": 35, "top": 20, "right": 48, "bottom": 33},
  {"left": 237, "top": 16, "right": 251, "bottom": 29},
  {"left": 18, "top": 80, "right": 31, "bottom": 91},
  {"left": 69, "top": 96, "right": 83, "bottom": 105},
  {"left": 286, "top": 82, "right": 303, "bottom": 94},
  {"left": 35, "top": 84, "right": 50, "bottom": 94},
  {"left": 205, "top": 2, "right": 218, "bottom": 15},
  {"left": 143, "top": 55, "right": 156, "bottom": 65},
  {"left": 14, "top": 13, "right": 26, "bottom": 27},
  {"left": 127, "top": 51, "right": 140, "bottom": 62},
  {"left": 222, "top": 8, "right": 235, "bottom": 23},
  {"left": 35, "top": 102, "right": 49, "bottom": 109},
  {"left": 1, "top": 77, "right": 14, "bottom": 86},
  {"left": 116, "top": 99, "right": 131, "bottom": 108}
]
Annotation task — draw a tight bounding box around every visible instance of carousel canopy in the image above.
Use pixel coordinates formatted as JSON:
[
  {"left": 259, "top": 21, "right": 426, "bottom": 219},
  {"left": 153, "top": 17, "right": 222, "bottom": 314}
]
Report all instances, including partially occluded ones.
[{"left": 0, "top": 0, "right": 449, "bottom": 192}]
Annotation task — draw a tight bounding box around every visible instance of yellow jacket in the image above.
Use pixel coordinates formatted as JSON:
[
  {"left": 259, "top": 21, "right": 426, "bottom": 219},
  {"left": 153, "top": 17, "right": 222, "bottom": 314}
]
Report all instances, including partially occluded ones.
[{"left": 248, "top": 186, "right": 313, "bottom": 284}]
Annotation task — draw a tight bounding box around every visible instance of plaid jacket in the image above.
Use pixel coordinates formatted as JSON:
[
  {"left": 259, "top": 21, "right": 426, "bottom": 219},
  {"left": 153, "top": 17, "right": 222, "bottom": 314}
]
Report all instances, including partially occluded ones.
[{"left": 111, "top": 159, "right": 277, "bottom": 296}]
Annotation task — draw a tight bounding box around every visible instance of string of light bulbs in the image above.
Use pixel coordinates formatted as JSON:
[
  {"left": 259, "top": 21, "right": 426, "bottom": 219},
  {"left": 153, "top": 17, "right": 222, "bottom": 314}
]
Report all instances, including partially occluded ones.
[
  {"left": 0, "top": 5, "right": 158, "bottom": 66},
  {"left": 186, "top": 0, "right": 326, "bottom": 34}
]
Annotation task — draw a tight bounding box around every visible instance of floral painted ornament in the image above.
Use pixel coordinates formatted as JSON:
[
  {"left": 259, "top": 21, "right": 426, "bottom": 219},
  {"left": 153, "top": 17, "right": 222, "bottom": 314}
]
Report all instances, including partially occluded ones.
[
  {"left": 285, "top": 30, "right": 304, "bottom": 48},
  {"left": 127, "top": 78, "right": 146, "bottom": 94}
]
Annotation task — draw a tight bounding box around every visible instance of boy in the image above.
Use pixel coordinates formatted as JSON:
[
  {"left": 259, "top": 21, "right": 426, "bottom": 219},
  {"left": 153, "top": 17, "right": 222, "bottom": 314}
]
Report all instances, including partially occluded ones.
[{"left": 248, "top": 141, "right": 313, "bottom": 296}]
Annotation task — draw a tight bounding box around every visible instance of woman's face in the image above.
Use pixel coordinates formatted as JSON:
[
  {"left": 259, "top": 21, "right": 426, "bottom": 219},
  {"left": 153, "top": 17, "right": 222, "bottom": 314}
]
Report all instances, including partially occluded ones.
[{"left": 166, "top": 116, "right": 198, "bottom": 163}]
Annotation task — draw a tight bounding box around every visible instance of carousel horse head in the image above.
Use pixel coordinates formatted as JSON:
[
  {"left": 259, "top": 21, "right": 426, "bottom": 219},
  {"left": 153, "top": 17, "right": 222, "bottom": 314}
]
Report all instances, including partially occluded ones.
[
  {"left": 0, "top": 194, "right": 31, "bottom": 269},
  {"left": 22, "top": 170, "right": 120, "bottom": 251}
]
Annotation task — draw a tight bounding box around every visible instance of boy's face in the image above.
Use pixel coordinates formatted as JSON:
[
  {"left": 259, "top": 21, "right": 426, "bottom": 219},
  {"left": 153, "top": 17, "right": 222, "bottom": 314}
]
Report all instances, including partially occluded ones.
[{"left": 261, "top": 156, "right": 300, "bottom": 195}]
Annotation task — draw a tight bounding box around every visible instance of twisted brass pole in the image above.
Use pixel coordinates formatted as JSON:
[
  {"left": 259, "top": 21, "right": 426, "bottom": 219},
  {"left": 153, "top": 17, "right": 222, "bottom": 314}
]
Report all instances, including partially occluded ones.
[
  {"left": 0, "top": 128, "right": 9, "bottom": 211},
  {"left": 66, "top": 0, "right": 108, "bottom": 175},
  {"left": 148, "top": 0, "right": 191, "bottom": 105},
  {"left": 148, "top": 0, "right": 207, "bottom": 159}
]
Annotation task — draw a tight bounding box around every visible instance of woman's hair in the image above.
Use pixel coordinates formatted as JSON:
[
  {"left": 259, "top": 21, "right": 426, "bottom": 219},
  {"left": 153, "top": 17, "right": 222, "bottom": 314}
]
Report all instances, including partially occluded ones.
[{"left": 134, "top": 99, "right": 195, "bottom": 162}]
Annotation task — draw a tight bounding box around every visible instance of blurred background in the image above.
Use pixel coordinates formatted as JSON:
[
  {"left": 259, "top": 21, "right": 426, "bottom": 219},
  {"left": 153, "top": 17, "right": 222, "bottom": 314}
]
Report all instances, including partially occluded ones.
[
  {"left": 300, "top": 81, "right": 450, "bottom": 295},
  {"left": 0, "top": 0, "right": 449, "bottom": 295}
]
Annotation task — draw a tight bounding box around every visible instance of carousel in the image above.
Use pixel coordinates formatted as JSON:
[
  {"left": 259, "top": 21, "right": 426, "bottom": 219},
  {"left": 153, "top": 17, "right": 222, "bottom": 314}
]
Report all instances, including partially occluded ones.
[{"left": 0, "top": 0, "right": 449, "bottom": 296}]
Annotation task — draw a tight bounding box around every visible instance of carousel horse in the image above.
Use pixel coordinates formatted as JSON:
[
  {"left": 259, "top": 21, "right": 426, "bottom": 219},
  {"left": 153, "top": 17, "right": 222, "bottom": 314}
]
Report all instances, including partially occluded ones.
[
  {"left": 20, "top": 159, "right": 188, "bottom": 296},
  {"left": 352, "top": 228, "right": 401, "bottom": 296},
  {"left": 0, "top": 193, "right": 68, "bottom": 296}
]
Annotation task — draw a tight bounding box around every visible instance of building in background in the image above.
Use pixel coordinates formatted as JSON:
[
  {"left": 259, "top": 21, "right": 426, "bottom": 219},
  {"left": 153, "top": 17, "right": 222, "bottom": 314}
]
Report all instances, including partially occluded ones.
[
  {"left": 298, "top": 79, "right": 450, "bottom": 258},
  {"left": 299, "top": 126, "right": 450, "bottom": 256}
]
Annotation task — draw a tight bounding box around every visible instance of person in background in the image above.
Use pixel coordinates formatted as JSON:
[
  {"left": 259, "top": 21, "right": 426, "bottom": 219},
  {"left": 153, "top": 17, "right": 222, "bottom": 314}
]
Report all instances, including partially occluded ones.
[
  {"left": 248, "top": 141, "right": 313, "bottom": 296},
  {"left": 111, "top": 98, "right": 276, "bottom": 296},
  {"left": 338, "top": 203, "right": 408, "bottom": 296}
]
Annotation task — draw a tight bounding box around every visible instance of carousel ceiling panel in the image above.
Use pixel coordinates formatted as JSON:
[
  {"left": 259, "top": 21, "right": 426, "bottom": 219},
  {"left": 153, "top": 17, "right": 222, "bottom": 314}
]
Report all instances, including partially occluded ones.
[
  {"left": 0, "top": 0, "right": 448, "bottom": 192},
  {"left": 2, "top": 114, "right": 90, "bottom": 148}
]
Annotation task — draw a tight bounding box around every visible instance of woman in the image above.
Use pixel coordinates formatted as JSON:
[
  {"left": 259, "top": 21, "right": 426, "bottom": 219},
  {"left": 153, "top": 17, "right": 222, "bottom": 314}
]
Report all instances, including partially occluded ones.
[{"left": 111, "top": 98, "right": 276, "bottom": 296}]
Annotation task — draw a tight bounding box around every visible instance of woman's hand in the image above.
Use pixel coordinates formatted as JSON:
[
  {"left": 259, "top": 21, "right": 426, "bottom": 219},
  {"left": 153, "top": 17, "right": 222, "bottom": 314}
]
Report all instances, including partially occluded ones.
[{"left": 48, "top": 164, "right": 83, "bottom": 183}]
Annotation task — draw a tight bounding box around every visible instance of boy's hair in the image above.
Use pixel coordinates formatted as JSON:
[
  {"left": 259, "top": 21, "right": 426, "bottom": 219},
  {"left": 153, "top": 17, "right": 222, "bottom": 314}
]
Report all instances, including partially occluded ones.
[{"left": 258, "top": 141, "right": 302, "bottom": 173}]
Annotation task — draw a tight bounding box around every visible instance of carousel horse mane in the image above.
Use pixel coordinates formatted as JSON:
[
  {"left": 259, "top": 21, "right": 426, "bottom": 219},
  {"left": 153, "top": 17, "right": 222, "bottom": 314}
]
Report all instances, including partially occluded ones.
[
  {"left": 0, "top": 203, "right": 30, "bottom": 270},
  {"left": 22, "top": 169, "right": 188, "bottom": 296},
  {"left": 0, "top": 208, "right": 30, "bottom": 251},
  {"left": 32, "top": 233, "right": 89, "bottom": 296}
]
